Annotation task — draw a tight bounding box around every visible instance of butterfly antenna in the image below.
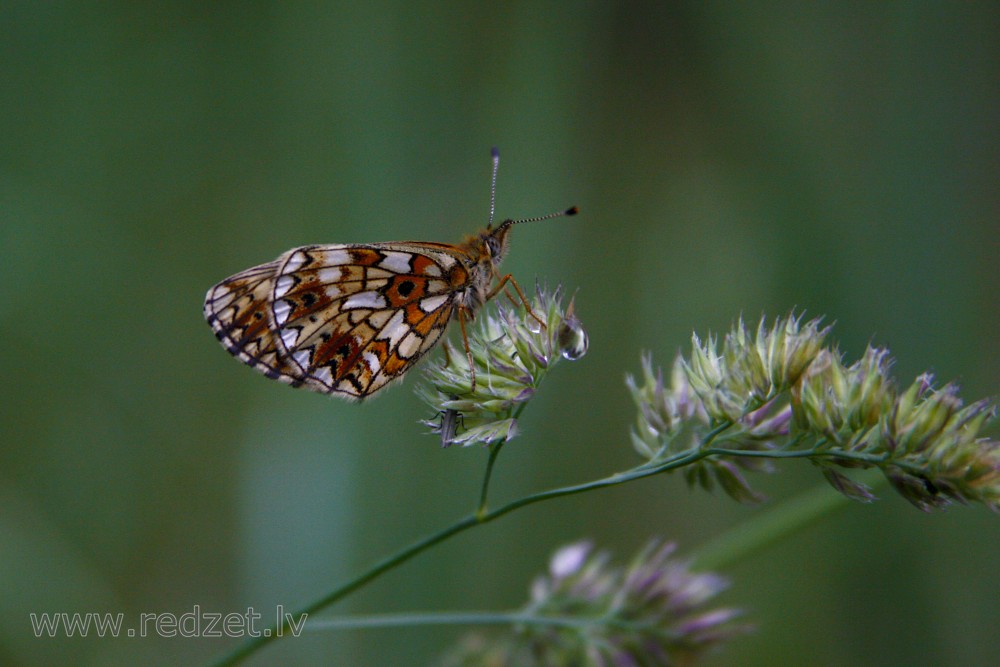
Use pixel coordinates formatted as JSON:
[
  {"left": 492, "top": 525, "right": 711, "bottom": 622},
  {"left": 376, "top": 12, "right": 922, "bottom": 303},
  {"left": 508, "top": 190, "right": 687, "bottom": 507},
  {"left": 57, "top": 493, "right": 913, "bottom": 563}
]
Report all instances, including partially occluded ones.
[
  {"left": 488, "top": 146, "right": 500, "bottom": 228},
  {"left": 502, "top": 205, "right": 579, "bottom": 230}
]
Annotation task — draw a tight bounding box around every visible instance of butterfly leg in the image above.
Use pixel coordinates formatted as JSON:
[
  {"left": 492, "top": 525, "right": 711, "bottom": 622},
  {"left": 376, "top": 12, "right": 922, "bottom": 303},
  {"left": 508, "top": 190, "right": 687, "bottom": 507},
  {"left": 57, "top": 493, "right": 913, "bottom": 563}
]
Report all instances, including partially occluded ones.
[
  {"left": 457, "top": 306, "right": 477, "bottom": 391},
  {"left": 500, "top": 287, "right": 546, "bottom": 329},
  {"left": 488, "top": 274, "right": 546, "bottom": 329}
]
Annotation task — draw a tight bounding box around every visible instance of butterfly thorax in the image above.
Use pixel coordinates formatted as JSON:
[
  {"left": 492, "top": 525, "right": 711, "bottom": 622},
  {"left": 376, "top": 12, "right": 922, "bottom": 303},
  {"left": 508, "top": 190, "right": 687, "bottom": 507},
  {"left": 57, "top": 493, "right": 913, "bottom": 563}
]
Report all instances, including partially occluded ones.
[{"left": 455, "top": 223, "right": 512, "bottom": 313}]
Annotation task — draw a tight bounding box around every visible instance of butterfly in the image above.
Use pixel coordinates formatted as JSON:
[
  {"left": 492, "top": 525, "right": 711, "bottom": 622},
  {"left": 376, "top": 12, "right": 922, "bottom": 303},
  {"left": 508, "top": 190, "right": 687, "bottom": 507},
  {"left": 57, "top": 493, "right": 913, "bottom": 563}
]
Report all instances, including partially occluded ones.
[{"left": 203, "top": 148, "right": 577, "bottom": 400}]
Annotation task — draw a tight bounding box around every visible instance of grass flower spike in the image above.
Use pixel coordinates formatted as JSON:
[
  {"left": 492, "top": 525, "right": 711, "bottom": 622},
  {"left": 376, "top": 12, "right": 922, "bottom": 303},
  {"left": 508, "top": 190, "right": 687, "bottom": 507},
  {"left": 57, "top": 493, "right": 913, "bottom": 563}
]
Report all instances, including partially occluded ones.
[
  {"left": 419, "top": 286, "right": 587, "bottom": 446},
  {"left": 630, "top": 313, "right": 1000, "bottom": 511},
  {"left": 442, "top": 539, "right": 747, "bottom": 666}
]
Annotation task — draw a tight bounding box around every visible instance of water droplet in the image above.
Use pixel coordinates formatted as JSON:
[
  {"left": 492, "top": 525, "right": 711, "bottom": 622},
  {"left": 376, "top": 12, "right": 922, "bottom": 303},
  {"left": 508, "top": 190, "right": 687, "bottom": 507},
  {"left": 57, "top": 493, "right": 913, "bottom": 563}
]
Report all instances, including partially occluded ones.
[{"left": 558, "top": 319, "right": 588, "bottom": 360}]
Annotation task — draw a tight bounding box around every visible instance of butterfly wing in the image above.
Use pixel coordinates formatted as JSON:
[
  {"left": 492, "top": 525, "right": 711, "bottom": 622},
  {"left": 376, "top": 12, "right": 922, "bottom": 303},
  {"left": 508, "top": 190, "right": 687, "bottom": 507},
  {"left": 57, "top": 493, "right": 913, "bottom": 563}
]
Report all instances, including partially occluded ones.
[
  {"left": 203, "top": 261, "right": 325, "bottom": 391},
  {"left": 267, "top": 242, "right": 472, "bottom": 399}
]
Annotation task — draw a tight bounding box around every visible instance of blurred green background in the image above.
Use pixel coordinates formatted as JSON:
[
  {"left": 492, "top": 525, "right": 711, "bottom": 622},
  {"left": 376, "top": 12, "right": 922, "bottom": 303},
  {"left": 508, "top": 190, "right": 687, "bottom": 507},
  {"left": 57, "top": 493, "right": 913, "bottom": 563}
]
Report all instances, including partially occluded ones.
[{"left": 2, "top": 2, "right": 997, "bottom": 665}]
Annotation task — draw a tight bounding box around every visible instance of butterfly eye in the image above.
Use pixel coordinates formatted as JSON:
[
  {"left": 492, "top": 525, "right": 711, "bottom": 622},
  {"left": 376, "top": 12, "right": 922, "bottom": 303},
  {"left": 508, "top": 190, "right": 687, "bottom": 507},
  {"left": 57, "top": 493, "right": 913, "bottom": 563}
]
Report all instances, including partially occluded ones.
[{"left": 485, "top": 235, "right": 501, "bottom": 258}]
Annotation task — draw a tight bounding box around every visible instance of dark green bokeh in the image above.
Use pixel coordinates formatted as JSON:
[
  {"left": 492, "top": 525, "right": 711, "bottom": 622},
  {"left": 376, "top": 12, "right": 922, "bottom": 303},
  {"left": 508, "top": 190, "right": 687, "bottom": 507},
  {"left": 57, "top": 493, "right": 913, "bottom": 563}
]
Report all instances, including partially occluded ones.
[{"left": 2, "top": 3, "right": 997, "bottom": 665}]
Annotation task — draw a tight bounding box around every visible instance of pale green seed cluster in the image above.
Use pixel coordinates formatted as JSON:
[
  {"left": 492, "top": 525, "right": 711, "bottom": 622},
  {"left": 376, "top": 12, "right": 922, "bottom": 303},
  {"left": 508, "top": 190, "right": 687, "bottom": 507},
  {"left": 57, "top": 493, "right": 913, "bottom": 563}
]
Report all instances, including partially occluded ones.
[
  {"left": 629, "top": 314, "right": 1000, "bottom": 511},
  {"left": 684, "top": 315, "right": 830, "bottom": 422},
  {"left": 418, "top": 286, "right": 587, "bottom": 447}
]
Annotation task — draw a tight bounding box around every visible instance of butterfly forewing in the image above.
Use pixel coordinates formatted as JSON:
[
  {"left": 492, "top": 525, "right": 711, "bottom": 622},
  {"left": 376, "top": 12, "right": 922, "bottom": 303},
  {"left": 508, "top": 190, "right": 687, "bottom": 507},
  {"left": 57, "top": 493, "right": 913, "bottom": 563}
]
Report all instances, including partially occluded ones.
[{"left": 243, "top": 242, "right": 471, "bottom": 398}]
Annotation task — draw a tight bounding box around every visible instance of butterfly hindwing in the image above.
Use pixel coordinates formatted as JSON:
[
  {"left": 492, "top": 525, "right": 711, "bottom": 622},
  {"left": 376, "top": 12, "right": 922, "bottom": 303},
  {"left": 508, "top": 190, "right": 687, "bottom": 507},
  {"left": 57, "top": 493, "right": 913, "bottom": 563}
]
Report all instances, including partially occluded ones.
[{"left": 203, "top": 261, "right": 324, "bottom": 390}]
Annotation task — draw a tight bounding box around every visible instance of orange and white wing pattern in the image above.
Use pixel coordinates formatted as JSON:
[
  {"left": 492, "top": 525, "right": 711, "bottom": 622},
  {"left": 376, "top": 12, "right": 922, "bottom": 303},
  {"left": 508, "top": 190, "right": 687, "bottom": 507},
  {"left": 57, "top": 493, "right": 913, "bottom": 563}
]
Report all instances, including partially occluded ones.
[{"left": 204, "top": 242, "right": 473, "bottom": 399}]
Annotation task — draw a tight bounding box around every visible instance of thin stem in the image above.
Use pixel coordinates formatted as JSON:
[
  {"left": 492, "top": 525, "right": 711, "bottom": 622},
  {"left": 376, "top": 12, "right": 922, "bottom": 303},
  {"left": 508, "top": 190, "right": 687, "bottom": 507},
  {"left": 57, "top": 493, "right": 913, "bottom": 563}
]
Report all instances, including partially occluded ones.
[
  {"left": 478, "top": 441, "right": 506, "bottom": 516},
  {"left": 705, "top": 447, "right": 880, "bottom": 462},
  {"left": 632, "top": 419, "right": 736, "bottom": 472},
  {"left": 209, "top": 515, "right": 478, "bottom": 667},
  {"left": 210, "top": 446, "right": 710, "bottom": 667},
  {"left": 299, "top": 472, "right": 890, "bottom": 643},
  {"left": 702, "top": 419, "right": 737, "bottom": 444},
  {"left": 304, "top": 610, "right": 644, "bottom": 633},
  {"left": 486, "top": 448, "right": 708, "bottom": 518},
  {"left": 212, "top": 428, "right": 889, "bottom": 665}
]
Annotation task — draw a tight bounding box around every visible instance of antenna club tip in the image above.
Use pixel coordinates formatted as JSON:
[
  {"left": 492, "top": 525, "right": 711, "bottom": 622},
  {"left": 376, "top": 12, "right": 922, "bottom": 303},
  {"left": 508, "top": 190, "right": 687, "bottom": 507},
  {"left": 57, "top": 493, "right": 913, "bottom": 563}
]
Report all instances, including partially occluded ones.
[
  {"left": 490, "top": 146, "right": 500, "bottom": 158},
  {"left": 566, "top": 206, "right": 579, "bottom": 216}
]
